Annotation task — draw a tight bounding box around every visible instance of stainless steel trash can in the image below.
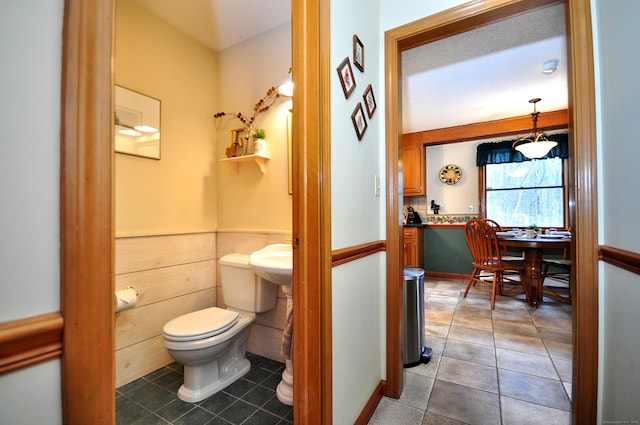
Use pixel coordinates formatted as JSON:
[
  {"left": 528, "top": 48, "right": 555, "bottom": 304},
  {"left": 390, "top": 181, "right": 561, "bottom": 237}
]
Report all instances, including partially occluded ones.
[{"left": 403, "top": 267, "right": 432, "bottom": 367}]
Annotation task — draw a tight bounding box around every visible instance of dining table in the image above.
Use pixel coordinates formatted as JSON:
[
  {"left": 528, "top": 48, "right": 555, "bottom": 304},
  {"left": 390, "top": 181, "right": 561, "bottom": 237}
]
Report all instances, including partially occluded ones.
[{"left": 497, "top": 233, "right": 571, "bottom": 307}]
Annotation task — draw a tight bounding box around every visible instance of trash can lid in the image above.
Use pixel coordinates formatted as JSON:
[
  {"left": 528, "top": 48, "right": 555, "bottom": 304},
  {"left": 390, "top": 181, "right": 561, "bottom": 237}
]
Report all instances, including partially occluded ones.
[{"left": 403, "top": 267, "right": 425, "bottom": 279}]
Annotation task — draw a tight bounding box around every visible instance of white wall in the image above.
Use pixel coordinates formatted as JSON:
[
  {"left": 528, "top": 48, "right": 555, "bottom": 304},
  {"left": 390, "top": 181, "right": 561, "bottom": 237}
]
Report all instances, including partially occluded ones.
[
  {"left": 593, "top": 0, "right": 640, "bottom": 420},
  {"left": 379, "top": 0, "right": 464, "bottom": 32},
  {"left": 426, "top": 142, "right": 481, "bottom": 214},
  {"left": 0, "top": 1, "right": 64, "bottom": 424},
  {"left": 330, "top": 0, "right": 384, "bottom": 422}
]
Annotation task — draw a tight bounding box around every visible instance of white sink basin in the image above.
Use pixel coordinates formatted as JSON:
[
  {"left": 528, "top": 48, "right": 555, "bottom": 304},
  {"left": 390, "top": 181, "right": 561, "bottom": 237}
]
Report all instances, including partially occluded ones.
[{"left": 249, "top": 244, "right": 293, "bottom": 286}]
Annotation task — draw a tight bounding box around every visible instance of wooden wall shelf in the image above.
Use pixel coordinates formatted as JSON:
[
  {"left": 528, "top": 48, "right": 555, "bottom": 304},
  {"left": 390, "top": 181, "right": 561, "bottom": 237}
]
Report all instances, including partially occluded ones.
[{"left": 219, "top": 154, "right": 270, "bottom": 174}]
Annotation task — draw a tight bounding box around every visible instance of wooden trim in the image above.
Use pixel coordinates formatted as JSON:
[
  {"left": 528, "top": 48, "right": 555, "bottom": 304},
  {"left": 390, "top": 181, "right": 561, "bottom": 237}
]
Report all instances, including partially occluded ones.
[
  {"left": 0, "top": 313, "right": 63, "bottom": 374},
  {"left": 61, "top": 0, "right": 115, "bottom": 423},
  {"left": 384, "top": 24, "right": 404, "bottom": 400},
  {"left": 599, "top": 246, "right": 640, "bottom": 276},
  {"left": 292, "top": 0, "right": 331, "bottom": 422},
  {"left": 393, "top": 0, "right": 560, "bottom": 52},
  {"left": 354, "top": 381, "right": 385, "bottom": 425},
  {"left": 566, "top": 1, "right": 599, "bottom": 422},
  {"left": 331, "top": 241, "right": 386, "bottom": 267},
  {"left": 403, "top": 109, "right": 568, "bottom": 147},
  {"left": 386, "top": 2, "right": 599, "bottom": 424}
]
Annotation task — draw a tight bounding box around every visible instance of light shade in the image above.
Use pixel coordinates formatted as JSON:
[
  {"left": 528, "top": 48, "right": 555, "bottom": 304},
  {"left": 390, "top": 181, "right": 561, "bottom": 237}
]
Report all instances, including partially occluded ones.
[
  {"left": 278, "top": 68, "right": 293, "bottom": 97},
  {"left": 514, "top": 135, "right": 557, "bottom": 159},
  {"left": 512, "top": 97, "right": 557, "bottom": 159},
  {"left": 278, "top": 78, "right": 293, "bottom": 97}
]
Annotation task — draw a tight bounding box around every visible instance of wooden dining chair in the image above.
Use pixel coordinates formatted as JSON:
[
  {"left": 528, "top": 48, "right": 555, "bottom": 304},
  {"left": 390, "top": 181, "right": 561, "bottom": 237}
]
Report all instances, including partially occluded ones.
[
  {"left": 541, "top": 242, "right": 572, "bottom": 304},
  {"left": 483, "top": 218, "right": 523, "bottom": 262},
  {"left": 464, "top": 219, "right": 530, "bottom": 309}
]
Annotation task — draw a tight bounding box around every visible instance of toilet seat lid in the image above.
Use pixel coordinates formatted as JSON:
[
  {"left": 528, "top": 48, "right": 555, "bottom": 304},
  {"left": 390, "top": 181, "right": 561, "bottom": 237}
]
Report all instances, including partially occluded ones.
[{"left": 163, "top": 307, "right": 239, "bottom": 341}]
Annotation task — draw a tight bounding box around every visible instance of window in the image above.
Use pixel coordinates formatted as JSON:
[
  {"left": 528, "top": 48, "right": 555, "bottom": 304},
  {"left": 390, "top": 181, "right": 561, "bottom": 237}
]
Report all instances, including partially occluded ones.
[{"left": 484, "top": 157, "right": 565, "bottom": 228}]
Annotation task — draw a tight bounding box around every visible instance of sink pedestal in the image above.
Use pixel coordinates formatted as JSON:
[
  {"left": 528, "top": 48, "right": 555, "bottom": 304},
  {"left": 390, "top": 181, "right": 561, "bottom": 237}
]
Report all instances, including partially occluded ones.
[
  {"left": 248, "top": 244, "right": 294, "bottom": 406},
  {"left": 276, "top": 284, "right": 294, "bottom": 406}
]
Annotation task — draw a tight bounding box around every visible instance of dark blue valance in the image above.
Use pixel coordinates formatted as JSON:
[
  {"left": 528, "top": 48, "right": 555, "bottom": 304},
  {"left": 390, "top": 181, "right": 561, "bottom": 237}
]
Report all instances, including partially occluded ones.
[{"left": 476, "top": 133, "right": 568, "bottom": 166}]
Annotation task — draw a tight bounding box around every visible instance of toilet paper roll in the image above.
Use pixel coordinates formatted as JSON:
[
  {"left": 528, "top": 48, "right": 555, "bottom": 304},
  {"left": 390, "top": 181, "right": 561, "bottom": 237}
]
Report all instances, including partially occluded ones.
[{"left": 115, "top": 287, "right": 138, "bottom": 312}]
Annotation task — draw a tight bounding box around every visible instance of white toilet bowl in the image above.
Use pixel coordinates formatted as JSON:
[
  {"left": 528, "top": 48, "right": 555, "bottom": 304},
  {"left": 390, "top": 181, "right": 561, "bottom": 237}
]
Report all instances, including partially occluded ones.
[
  {"left": 162, "top": 253, "right": 277, "bottom": 403},
  {"left": 163, "top": 307, "right": 255, "bottom": 403}
]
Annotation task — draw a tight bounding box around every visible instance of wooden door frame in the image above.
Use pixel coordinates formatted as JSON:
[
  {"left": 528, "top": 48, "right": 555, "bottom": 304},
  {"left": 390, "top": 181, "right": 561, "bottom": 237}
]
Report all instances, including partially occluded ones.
[
  {"left": 292, "top": 0, "right": 332, "bottom": 423},
  {"left": 60, "top": 0, "right": 328, "bottom": 423},
  {"left": 61, "top": 0, "right": 115, "bottom": 423},
  {"left": 384, "top": 1, "right": 599, "bottom": 424}
]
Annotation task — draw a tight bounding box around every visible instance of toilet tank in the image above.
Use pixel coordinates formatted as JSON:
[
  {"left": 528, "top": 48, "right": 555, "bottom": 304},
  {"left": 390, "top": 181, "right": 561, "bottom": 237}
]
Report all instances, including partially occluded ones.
[{"left": 219, "top": 253, "right": 277, "bottom": 313}]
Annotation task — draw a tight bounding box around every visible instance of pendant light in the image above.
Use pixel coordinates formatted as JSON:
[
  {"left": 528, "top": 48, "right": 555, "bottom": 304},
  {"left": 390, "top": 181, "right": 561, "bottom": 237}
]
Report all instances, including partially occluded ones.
[{"left": 512, "top": 98, "right": 557, "bottom": 159}]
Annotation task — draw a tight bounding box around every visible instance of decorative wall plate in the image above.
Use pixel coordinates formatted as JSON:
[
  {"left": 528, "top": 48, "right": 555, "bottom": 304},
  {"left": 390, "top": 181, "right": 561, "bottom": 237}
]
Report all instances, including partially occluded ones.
[{"left": 439, "top": 164, "right": 462, "bottom": 185}]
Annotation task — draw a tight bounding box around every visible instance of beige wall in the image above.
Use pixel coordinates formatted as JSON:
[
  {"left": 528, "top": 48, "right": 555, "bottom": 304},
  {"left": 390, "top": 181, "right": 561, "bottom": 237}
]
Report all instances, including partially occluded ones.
[
  {"left": 115, "top": 0, "right": 218, "bottom": 236},
  {"left": 216, "top": 22, "right": 293, "bottom": 231}
]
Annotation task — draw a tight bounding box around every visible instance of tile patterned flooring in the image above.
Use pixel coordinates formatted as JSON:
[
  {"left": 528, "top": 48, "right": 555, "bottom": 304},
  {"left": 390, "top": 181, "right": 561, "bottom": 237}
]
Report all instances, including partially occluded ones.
[
  {"left": 116, "top": 277, "right": 571, "bottom": 425},
  {"left": 116, "top": 354, "right": 293, "bottom": 424},
  {"left": 369, "top": 277, "right": 573, "bottom": 425}
]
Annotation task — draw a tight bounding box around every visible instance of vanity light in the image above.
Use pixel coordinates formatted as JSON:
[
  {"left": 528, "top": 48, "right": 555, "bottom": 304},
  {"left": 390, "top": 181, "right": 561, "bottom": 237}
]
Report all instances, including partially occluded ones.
[
  {"left": 512, "top": 98, "right": 557, "bottom": 159},
  {"left": 278, "top": 68, "right": 293, "bottom": 97}
]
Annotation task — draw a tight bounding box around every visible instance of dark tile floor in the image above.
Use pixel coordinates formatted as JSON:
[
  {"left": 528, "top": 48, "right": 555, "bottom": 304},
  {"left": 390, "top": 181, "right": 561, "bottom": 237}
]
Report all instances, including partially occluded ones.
[
  {"left": 369, "top": 276, "right": 573, "bottom": 425},
  {"left": 116, "top": 353, "right": 293, "bottom": 425}
]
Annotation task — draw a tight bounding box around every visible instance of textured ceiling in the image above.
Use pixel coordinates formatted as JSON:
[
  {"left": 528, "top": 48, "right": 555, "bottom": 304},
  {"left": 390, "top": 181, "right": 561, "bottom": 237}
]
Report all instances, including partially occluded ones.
[
  {"left": 402, "top": 3, "right": 568, "bottom": 133},
  {"left": 131, "top": 1, "right": 567, "bottom": 135}
]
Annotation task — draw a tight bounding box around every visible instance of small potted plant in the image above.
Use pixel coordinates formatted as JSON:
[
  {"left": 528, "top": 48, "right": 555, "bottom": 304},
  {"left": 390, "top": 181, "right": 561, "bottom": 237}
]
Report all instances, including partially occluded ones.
[
  {"left": 253, "top": 128, "right": 267, "bottom": 156},
  {"left": 254, "top": 128, "right": 266, "bottom": 140}
]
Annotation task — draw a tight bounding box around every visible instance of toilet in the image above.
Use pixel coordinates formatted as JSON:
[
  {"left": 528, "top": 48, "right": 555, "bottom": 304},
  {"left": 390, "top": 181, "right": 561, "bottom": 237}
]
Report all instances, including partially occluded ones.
[{"left": 162, "top": 253, "right": 277, "bottom": 403}]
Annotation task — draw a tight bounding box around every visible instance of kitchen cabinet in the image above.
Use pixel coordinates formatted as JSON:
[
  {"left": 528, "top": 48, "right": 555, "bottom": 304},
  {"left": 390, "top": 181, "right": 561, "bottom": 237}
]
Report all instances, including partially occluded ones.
[
  {"left": 403, "top": 226, "right": 424, "bottom": 268},
  {"left": 402, "top": 143, "right": 425, "bottom": 196}
]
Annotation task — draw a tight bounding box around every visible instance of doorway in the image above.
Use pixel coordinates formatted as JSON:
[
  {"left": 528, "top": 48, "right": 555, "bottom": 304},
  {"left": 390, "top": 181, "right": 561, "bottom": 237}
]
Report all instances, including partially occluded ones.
[
  {"left": 384, "top": 1, "right": 598, "bottom": 424},
  {"left": 59, "top": 0, "right": 324, "bottom": 423}
]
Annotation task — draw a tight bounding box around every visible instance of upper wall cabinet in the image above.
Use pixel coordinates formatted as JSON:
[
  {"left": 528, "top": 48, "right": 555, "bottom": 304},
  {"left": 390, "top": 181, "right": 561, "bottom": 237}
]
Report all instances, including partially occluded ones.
[{"left": 403, "top": 143, "right": 425, "bottom": 196}]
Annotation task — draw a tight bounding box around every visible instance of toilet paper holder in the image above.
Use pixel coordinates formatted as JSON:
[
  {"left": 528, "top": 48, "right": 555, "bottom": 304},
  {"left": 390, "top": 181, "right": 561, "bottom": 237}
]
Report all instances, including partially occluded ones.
[{"left": 115, "top": 286, "right": 139, "bottom": 312}]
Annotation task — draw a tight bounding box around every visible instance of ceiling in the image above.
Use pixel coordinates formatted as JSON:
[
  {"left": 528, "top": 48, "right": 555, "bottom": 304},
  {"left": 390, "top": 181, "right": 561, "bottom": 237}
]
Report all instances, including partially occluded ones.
[
  {"left": 131, "top": 1, "right": 567, "bottom": 136},
  {"left": 133, "top": 0, "right": 292, "bottom": 51},
  {"left": 402, "top": 3, "right": 568, "bottom": 134}
]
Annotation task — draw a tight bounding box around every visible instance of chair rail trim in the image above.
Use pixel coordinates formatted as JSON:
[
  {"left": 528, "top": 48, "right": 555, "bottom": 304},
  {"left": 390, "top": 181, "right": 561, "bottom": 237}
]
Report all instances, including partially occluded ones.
[
  {"left": 0, "top": 312, "right": 63, "bottom": 374},
  {"left": 599, "top": 245, "right": 640, "bottom": 276}
]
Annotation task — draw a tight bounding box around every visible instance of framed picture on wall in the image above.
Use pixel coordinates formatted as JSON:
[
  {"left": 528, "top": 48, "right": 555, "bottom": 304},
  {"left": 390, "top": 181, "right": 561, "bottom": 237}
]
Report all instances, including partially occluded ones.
[
  {"left": 353, "top": 34, "right": 364, "bottom": 72},
  {"left": 337, "top": 57, "right": 356, "bottom": 99},
  {"left": 351, "top": 102, "right": 368, "bottom": 141},
  {"left": 363, "top": 84, "right": 376, "bottom": 118}
]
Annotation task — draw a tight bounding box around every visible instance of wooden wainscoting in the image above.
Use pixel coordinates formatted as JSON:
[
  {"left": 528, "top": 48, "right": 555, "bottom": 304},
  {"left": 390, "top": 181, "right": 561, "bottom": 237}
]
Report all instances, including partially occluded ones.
[{"left": 114, "top": 232, "right": 216, "bottom": 387}]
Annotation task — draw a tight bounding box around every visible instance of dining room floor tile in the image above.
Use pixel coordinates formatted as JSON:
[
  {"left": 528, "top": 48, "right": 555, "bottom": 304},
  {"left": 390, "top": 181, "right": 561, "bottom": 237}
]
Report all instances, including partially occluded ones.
[{"left": 368, "top": 276, "right": 573, "bottom": 425}]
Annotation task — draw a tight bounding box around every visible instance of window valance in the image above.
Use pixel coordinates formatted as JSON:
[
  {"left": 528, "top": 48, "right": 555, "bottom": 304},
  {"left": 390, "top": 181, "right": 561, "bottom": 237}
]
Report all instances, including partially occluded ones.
[{"left": 476, "top": 133, "right": 568, "bottom": 166}]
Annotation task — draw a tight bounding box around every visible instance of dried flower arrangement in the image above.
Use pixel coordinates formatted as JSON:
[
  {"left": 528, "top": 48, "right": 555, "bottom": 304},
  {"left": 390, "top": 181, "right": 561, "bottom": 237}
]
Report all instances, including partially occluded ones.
[
  {"left": 215, "top": 86, "right": 281, "bottom": 157},
  {"left": 214, "top": 86, "right": 281, "bottom": 129}
]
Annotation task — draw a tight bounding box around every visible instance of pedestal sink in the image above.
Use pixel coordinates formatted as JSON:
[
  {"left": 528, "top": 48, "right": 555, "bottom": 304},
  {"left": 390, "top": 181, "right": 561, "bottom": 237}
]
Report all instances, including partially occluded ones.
[{"left": 249, "top": 244, "right": 294, "bottom": 406}]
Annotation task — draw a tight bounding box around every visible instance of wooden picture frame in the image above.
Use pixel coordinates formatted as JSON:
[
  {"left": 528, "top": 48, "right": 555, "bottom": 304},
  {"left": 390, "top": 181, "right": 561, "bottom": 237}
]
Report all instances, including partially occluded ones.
[
  {"left": 229, "top": 127, "right": 247, "bottom": 157},
  {"left": 351, "top": 103, "right": 368, "bottom": 141},
  {"left": 337, "top": 57, "right": 356, "bottom": 99},
  {"left": 363, "top": 84, "right": 376, "bottom": 118},
  {"left": 353, "top": 35, "right": 364, "bottom": 72}
]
